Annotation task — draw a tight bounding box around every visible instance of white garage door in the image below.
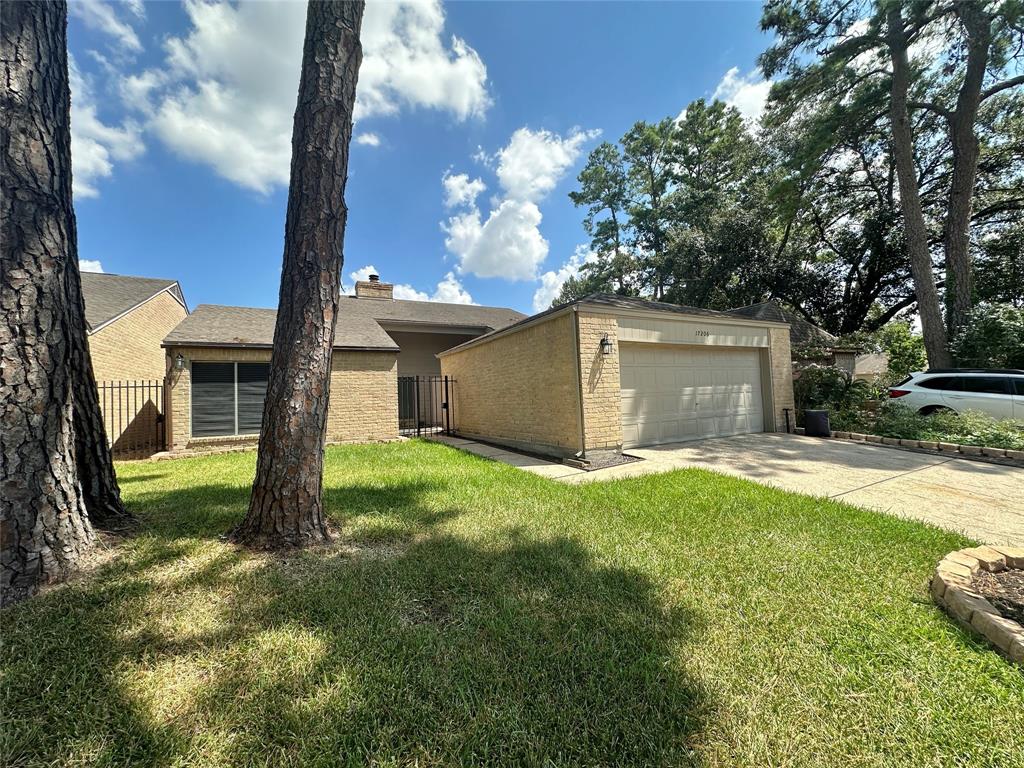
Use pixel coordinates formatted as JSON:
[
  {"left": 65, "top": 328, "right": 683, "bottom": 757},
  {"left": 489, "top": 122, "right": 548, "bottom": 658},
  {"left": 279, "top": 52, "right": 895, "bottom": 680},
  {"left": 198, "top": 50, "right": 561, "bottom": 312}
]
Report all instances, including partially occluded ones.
[{"left": 620, "top": 343, "right": 764, "bottom": 448}]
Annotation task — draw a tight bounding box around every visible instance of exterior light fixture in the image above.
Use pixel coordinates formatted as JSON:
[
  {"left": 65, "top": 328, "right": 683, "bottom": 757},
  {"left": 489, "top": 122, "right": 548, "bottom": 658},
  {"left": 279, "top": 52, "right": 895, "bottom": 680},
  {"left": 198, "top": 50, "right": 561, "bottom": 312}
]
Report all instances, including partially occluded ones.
[
  {"left": 600, "top": 335, "right": 613, "bottom": 356},
  {"left": 175, "top": 353, "right": 185, "bottom": 370}
]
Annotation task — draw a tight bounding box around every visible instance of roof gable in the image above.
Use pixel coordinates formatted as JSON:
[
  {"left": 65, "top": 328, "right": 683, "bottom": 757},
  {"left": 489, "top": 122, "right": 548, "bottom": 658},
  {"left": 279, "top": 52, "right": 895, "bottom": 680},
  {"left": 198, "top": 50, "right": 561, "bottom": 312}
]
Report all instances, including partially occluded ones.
[{"left": 81, "top": 272, "right": 183, "bottom": 331}]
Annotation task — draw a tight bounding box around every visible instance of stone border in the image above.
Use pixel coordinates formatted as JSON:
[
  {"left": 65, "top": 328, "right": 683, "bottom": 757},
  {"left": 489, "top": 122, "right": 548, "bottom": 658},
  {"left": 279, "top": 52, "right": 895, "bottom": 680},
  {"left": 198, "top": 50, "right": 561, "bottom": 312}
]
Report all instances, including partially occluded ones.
[
  {"left": 792, "top": 427, "right": 1024, "bottom": 465},
  {"left": 931, "top": 545, "right": 1024, "bottom": 663}
]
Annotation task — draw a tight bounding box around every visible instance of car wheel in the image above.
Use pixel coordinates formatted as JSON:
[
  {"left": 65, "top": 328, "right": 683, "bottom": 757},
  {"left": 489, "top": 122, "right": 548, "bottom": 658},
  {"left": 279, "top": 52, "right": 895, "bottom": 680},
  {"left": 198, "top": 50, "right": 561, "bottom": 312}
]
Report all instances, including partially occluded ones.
[{"left": 919, "top": 405, "right": 954, "bottom": 416}]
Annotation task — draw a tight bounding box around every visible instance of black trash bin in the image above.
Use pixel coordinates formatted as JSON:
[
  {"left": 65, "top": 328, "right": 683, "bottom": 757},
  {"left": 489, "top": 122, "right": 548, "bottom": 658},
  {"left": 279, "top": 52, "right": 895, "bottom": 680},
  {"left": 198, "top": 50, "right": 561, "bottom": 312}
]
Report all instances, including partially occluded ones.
[{"left": 804, "top": 409, "right": 831, "bottom": 438}]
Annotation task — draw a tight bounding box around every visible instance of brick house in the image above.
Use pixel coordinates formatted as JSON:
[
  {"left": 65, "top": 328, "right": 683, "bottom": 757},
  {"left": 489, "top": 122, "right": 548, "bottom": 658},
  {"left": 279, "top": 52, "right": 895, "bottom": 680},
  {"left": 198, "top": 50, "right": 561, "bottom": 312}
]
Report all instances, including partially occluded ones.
[
  {"left": 81, "top": 272, "right": 188, "bottom": 454},
  {"left": 161, "top": 281, "right": 796, "bottom": 460},
  {"left": 440, "top": 295, "right": 794, "bottom": 458},
  {"left": 82, "top": 272, "right": 188, "bottom": 382},
  {"left": 161, "top": 276, "right": 525, "bottom": 452}
]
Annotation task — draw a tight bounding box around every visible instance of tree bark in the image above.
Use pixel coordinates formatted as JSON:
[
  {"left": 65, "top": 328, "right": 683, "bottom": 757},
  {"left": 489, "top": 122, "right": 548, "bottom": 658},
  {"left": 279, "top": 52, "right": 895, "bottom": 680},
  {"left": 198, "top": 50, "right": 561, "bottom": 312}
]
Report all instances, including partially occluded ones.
[
  {"left": 885, "top": 6, "right": 952, "bottom": 368},
  {"left": 232, "top": 0, "right": 364, "bottom": 549},
  {"left": 942, "top": 3, "right": 991, "bottom": 340},
  {"left": 1, "top": 0, "right": 95, "bottom": 604},
  {"left": 67, "top": 260, "right": 131, "bottom": 528}
]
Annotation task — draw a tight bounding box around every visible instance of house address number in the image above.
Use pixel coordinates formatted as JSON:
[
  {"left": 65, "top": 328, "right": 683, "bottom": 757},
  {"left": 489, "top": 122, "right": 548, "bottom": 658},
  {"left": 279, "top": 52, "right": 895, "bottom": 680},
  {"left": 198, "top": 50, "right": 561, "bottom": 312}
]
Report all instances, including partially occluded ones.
[{"left": 695, "top": 329, "right": 711, "bottom": 338}]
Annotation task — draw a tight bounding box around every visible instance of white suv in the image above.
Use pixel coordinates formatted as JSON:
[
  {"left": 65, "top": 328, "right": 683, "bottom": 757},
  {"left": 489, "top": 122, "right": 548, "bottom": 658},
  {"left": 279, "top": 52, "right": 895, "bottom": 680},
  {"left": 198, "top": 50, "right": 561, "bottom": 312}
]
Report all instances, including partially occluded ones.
[{"left": 888, "top": 369, "right": 1024, "bottom": 420}]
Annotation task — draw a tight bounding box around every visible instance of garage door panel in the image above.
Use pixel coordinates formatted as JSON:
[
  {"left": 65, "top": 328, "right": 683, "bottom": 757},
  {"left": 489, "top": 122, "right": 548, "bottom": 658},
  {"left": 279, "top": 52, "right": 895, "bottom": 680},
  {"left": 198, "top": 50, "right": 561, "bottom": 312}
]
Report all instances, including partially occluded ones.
[{"left": 620, "top": 343, "right": 764, "bottom": 448}]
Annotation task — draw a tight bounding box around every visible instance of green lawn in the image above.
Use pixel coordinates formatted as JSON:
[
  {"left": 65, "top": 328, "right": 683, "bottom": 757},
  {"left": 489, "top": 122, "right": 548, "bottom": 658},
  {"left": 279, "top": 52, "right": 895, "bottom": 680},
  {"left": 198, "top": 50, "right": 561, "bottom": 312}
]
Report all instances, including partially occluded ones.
[{"left": 2, "top": 441, "right": 1022, "bottom": 767}]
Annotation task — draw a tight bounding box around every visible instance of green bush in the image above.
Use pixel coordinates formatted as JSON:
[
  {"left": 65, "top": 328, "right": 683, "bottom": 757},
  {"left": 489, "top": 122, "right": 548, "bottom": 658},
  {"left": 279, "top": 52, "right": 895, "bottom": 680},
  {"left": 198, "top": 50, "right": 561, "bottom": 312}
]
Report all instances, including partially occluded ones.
[
  {"left": 793, "top": 364, "right": 871, "bottom": 425},
  {"left": 842, "top": 320, "right": 927, "bottom": 382},
  {"left": 833, "top": 400, "right": 1024, "bottom": 451},
  {"left": 951, "top": 303, "right": 1024, "bottom": 368}
]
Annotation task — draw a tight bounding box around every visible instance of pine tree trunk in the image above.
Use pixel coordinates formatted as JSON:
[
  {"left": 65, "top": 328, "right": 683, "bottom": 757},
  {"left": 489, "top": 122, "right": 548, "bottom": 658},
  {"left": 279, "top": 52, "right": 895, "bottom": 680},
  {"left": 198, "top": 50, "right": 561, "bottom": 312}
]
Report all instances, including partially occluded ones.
[
  {"left": 1, "top": 0, "right": 95, "bottom": 604},
  {"left": 943, "top": 3, "right": 991, "bottom": 341},
  {"left": 232, "top": 0, "right": 364, "bottom": 549},
  {"left": 886, "top": 7, "right": 952, "bottom": 369},
  {"left": 66, "top": 260, "right": 131, "bottom": 528}
]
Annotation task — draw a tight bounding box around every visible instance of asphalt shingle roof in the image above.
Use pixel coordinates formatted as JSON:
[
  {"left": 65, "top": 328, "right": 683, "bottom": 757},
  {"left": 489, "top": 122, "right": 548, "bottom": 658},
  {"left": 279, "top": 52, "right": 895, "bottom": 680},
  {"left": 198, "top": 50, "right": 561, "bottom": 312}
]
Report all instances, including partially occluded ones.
[
  {"left": 162, "top": 298, "right": 526, "bottom": 350},
  {"left": 336, "top": 295, "right": 525, "bottom": 329},
  {"left": 437, "top": 293, "right": 782, "bottom": 356},
  {"left": 727, "top": 301, "right": 838, "bottom": 348},
  {"left": 81, "top": 272, "right": 181, "bottom": 331},
  {"left": 581, "top": 293, "right": 735, "bottom": 319}
]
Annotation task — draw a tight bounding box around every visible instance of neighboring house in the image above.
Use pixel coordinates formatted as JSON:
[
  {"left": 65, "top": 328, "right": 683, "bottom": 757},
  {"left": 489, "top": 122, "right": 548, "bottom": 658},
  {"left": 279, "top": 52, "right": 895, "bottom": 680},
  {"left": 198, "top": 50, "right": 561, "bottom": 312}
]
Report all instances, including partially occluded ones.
[
  {"left": 852, "top": 352, "right": 890, "bottom": 381},
  {"left": 83, "top": 272, "right": 189, "bottom": 382},
  {"left": 439, "top": 294, "right": 795, "bottom": 458},
  {"left": 161, "top": 276, "right": 525, "bottom": 452},
  {"left": 81, "top": 272, "right": 189, "bottom": 454},
  {"left": 727, "top": 301, "right": 864, "bottom": 375}
]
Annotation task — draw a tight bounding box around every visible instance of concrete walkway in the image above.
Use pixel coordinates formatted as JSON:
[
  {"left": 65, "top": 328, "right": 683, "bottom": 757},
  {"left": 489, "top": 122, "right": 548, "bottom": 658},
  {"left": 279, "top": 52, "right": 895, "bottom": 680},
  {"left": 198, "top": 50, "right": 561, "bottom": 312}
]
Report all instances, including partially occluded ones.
[{"left": 429, "top": 433, "right": 1024, "bottom": 545}]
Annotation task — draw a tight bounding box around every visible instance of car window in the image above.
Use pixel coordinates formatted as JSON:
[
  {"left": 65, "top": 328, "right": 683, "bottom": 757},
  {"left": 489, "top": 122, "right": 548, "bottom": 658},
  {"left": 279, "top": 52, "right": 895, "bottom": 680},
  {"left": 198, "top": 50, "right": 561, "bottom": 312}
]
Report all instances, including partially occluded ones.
[
  {"left": 957, "top": 376, "right": 1010, "bottom": 395},
  {"left": 1013, "top": 378, "right": 1024, "bottom": 396},
  {"left": 918, "top": 376, "right": 957, "bottom": 390}
]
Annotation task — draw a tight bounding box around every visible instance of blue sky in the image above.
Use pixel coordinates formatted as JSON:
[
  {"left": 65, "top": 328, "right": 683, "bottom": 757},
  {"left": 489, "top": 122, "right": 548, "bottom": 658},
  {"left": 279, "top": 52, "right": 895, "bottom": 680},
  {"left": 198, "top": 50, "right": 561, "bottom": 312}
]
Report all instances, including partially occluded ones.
[{"left": 68, "top": 0, "right": 772, "bottom": 314}]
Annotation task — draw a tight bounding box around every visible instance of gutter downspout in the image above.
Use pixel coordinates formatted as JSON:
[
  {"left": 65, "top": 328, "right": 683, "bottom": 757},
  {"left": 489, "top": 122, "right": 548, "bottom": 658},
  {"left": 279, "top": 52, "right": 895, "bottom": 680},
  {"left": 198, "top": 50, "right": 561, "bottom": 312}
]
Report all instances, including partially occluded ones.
[{"left": 572, "top": 306, "right": 587, "bottom": 458}]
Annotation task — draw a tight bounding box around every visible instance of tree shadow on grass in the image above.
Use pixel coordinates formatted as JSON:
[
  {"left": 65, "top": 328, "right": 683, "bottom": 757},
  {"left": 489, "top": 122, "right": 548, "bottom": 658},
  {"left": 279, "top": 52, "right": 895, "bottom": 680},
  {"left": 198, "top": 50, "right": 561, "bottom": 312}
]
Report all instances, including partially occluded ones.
[
  {"left": 1, "top": 479, "right": 711, "bottom": 767},
  {"left": 123, "top": 479, "right": 456, "bottom": 542}
]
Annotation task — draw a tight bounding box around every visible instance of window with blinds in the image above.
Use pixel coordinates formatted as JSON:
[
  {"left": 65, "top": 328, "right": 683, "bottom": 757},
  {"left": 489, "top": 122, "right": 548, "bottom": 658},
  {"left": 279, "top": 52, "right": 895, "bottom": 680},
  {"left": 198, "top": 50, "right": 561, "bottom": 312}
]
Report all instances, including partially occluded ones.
[{"left": 191, "top": 361, "right": 270, "bottom": 437}]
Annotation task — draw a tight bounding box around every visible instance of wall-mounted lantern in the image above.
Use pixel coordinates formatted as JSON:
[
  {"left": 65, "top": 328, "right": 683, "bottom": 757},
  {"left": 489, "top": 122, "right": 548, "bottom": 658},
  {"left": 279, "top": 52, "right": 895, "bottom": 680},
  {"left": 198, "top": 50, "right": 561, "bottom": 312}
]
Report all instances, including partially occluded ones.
[
  {"left": 600, "top": 334, "right": 614, "bottom": 356},
  {"left": 175, "top": 353, "right": 185, "bottom": 370}
]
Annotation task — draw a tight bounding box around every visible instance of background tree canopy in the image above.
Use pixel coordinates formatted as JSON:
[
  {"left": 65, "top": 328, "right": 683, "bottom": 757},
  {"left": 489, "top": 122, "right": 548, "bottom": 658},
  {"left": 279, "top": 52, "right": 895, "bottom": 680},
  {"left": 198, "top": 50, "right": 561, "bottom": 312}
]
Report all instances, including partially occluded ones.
[{"left": 562, "top": 0, "right": 1023, "bottom": 366}]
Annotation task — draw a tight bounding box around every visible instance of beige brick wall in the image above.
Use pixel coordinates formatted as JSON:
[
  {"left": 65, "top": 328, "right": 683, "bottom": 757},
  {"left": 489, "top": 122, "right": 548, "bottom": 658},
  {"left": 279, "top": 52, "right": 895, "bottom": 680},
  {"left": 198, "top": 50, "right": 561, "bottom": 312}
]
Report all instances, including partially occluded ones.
[
  {"left": 326, "top": 351, "right": 398, "bottom": 444},
  {"left": 88, "top": 290, "right": 187, "bottom": 383},
  {"left": 88, "top": 290, "right": 187, "bottom": 455},
  {"left": 577, "top": 312, "right": 623, "bottom": 452},
  {"left": 440, "top": 311, "right": 584, "bottom": 457},
  {"left": 441, "top": 308, "right": 794, "bottom": 457},
  {"left": 768, "top": 326, "right": 795, "bottom": 431},
  {"left": 167, "top": 346, "right": 398, "bottom": 451}
]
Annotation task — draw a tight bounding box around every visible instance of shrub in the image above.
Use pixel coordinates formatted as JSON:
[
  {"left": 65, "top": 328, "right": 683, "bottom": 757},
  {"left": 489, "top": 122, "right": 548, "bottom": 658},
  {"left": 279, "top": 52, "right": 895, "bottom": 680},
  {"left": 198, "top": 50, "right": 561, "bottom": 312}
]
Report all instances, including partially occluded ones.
[
  {"left": 951, "top": 303, "right": 1024, "bottom": 369},
  {"left": 835, "top": 400, "right": 1024, "bottom": 451},
  {"left": 793, "top": 364, "right": 871, "bottom": 425},
  {"left": 841, "top": 320, "right": 927, "bottom": 382}
]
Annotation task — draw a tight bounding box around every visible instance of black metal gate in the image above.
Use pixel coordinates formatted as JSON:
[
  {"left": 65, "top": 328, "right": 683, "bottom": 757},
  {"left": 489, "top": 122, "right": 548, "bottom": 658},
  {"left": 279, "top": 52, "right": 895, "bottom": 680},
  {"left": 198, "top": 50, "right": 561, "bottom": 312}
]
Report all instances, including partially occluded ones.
[
  {"left": 398, "top": 375, "right": 454, "bottom": 436},
  {"left": 96, "top": 379, "right": 166, "bottom": 458}
]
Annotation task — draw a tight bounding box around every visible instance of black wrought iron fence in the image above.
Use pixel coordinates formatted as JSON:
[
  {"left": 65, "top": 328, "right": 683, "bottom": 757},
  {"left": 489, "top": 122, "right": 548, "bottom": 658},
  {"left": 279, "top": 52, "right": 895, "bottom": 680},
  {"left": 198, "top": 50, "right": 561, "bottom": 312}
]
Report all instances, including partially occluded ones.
[
  {"left": 398, "top": 375, "right": 454, "bottom": 436},
  {"left": 96, "top": 379, "right": 165, "bottom": 457}
]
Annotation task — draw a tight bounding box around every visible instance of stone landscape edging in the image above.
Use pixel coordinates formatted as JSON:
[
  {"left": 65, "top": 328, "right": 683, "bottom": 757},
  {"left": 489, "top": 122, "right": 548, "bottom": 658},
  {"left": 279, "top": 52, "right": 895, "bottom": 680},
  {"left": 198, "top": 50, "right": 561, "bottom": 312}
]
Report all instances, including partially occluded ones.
[
  {"left": 930, "top": 545, "right": 1024, "bottom": 664},
  {"left": 791, "top": 427, "right": 1024, "bottom": 465}
]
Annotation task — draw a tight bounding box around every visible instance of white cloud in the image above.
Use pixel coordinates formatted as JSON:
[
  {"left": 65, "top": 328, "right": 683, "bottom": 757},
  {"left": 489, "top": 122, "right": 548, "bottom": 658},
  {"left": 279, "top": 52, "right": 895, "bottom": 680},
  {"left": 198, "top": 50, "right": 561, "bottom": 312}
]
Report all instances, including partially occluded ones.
[
  {"left": 347, "top": 265, "right": 382, "bottom": 286},
  {"left": 125, "top": 0, "right": 489, "bottom": 193},
  {"left": 444, "top": 199, "right": 549, "bottom": 281},
  {"left": 532, "top": 245, "right": 597, "bottom": 311},
  {"left": 357, "top": 1, "right": 490, "bottom": 121},
  {"left": 429, "top": 272, "right": 475, "bottom": 304},
  {"left": 442, "top": 171, "right": 486, "bottom": 209},
  {"left": 442, "top": 127, "right": 599, "bottom": 281},
  {"left": 472, "top": 145, "right": 493, "bottom": 168},
  {"left": 495, "top": 127, "right": 601, "bottom": 202},
  {"left": 712, "top": 67, "right": 772, "bottom": 124},
  {"left": 393, "top": 271, "right": 475, "bottom": 304},
  {"left": 348, "top": 265, "right": 475, "bottom": 304},
  {"left": 355, "top": 132, "right": 382, "bottom": 147},
  {"left": 79, "top": 259, "right": 105, "bottom": 273},
  {"left": 69, "top": 58, "right": 145, "bottom": 198},
  {"left": 122, "top": 0, "right": 145, "bottom": 20},
  {"left": 69, "top": 0, "right": 142, "bottom": 53}
]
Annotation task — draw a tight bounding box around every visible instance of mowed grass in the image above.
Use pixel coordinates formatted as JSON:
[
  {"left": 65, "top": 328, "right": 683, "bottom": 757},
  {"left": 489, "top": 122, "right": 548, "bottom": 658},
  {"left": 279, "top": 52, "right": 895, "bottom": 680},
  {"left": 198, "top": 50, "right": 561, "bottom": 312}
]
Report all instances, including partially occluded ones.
[{"left": 2, "top": 441, "right": 1022, "bottom": 767}]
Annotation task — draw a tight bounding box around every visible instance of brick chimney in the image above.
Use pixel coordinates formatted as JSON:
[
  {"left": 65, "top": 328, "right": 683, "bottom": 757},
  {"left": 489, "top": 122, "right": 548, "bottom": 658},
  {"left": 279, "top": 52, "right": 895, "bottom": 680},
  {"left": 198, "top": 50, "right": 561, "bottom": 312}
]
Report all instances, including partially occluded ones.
[{"left": 354, "top": 273, "right": 393, "bottom": 300}]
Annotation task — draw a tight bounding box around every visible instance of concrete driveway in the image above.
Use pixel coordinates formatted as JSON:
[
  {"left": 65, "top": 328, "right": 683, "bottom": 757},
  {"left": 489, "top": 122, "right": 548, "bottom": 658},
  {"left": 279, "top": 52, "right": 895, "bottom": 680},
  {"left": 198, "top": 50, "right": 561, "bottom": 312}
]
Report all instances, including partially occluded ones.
[{"left": 562, "top": 433, "right": 1023, "bottom": 546}]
